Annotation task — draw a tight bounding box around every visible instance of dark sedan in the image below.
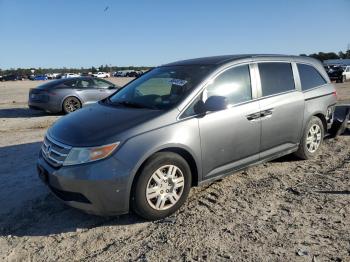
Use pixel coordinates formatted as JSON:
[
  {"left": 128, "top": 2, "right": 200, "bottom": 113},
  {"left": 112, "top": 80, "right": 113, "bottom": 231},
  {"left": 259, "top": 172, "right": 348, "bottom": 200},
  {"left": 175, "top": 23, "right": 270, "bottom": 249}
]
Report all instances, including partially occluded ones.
[{"left": 28, "top": 77, "right": 119, "bottom": 114}]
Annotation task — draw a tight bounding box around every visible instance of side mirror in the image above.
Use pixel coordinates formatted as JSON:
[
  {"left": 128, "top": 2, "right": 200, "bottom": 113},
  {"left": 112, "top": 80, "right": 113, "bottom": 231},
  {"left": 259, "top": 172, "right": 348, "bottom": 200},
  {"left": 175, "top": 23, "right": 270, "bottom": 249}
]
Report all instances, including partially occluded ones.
[
  {"left": 108, "top": 85, "right": 116, "bottom": 89},
  {"left": 193, "top": 96, "right": 228, "bottom": 115},
  {"left": 204, "top": 96, "right": 228, "bottom": 112}
]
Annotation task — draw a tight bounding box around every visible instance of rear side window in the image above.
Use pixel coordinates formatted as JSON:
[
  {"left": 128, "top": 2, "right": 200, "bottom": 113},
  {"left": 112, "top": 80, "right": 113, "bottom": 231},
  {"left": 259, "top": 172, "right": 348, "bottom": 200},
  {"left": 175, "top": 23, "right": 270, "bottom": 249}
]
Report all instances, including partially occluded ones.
[
  {"left": 204, "top": 64, "right": 252, "bottom": 106},
  {"left": 77, "top": 79, "right": 94, "bottom": 88},
  {"left": 63, "top": 80, "right": 78, "bottom": 87},
  {"left": 297, "top": 64, "right": 327, "bottom": 91},
  {"left": 258, "top": 62, "right": 295, "bottom": 96}
]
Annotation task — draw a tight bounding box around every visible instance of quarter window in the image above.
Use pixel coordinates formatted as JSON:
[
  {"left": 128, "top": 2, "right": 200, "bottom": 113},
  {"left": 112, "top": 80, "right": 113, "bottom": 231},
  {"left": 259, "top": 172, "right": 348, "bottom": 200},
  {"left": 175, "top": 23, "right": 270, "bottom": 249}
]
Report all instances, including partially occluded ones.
[
  {"left": 258, "top": 62, "right": 295, "bottom": 96},
  {"left": 204, "top": 64, "right": 252, "bottom": 106},
  {"left": 297, "top": 64, "right": 326, "bottom": 91}
]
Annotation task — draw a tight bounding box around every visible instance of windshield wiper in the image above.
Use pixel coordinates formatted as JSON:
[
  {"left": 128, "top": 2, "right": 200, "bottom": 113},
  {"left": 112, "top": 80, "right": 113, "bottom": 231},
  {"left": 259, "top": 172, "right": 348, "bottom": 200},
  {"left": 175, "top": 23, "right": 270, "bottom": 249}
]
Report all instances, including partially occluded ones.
[
  {"left": 117, "top": 101, "right": 146, "bottom": 108},
  {"left": 115, "top": 100, "right": 159, "bottom": 110},
  {"left": 102, "top": 98, "right": 159, "bottom": 110}
]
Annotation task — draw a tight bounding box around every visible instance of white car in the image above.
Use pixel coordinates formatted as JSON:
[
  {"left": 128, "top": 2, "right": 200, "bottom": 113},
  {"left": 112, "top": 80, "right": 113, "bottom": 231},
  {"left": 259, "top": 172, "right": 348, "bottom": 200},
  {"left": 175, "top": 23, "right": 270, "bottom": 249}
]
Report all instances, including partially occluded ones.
[
  {"left": 92, "top": 72, "right": 110, "bottom": 78},
  {"left": 342, "top": 66, "right": 350, "bottom": 82},
  {"left": 61, "top": 73, "right": 80, "bottom": 79}
]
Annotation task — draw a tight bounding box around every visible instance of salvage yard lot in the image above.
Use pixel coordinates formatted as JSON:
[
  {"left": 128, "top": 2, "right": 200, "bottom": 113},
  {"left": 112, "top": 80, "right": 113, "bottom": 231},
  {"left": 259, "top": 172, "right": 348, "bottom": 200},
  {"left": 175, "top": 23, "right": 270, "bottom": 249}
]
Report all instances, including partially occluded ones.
[{"left": 0, "top": 79, "right": 349, "bottom": 261}]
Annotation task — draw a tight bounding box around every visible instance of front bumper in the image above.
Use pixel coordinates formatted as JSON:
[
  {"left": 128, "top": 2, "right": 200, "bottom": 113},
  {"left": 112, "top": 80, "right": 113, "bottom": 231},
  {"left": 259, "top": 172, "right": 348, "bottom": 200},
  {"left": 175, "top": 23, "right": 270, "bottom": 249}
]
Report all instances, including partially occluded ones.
[{"left": 37, "top": 152, "right": 133, "bottom": 216}]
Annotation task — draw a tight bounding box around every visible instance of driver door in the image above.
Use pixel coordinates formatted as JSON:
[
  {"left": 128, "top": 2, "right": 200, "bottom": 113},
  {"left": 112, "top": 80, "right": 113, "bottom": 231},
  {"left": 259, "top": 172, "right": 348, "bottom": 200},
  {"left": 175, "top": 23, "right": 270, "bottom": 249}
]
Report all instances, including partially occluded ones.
[{"left": 197, "top": 64, "right": 261, "bottom": 179}]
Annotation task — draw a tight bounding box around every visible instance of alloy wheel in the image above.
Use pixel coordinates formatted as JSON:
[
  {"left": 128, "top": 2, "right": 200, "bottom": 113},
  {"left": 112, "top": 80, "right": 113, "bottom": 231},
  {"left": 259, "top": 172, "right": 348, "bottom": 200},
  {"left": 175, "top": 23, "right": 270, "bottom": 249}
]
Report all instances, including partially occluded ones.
[{"left": 306, "top": 124, "right": 322, "bottom": 153}]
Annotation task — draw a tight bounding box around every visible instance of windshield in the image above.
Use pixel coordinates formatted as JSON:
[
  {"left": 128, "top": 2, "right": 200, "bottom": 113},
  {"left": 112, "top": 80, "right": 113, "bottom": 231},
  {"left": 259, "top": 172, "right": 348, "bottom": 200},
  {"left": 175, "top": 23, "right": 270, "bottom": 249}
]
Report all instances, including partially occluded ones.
[{"left": 107, "top": 65, "right": 213, "bottom": 110}]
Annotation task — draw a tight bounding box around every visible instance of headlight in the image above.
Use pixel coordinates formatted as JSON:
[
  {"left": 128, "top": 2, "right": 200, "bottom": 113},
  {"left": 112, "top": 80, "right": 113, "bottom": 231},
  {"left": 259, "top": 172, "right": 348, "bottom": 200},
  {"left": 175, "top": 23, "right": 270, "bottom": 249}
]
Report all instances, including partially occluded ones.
[{"left": 63, "top": 142, "right": 120, "bottom": 166}]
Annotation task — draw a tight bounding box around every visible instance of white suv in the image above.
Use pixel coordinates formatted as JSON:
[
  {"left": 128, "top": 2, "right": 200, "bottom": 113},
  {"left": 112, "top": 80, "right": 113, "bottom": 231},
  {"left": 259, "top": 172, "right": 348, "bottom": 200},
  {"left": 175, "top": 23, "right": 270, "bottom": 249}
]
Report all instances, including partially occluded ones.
[
  {"left": 342, "top": 66, "right": 350, "bottom": 82},
  {"left": 93, "top": 72, "right": 110, "bottom": 78},
  {"left": 62, "top": 73, "right": 80, "bottom": 79}
]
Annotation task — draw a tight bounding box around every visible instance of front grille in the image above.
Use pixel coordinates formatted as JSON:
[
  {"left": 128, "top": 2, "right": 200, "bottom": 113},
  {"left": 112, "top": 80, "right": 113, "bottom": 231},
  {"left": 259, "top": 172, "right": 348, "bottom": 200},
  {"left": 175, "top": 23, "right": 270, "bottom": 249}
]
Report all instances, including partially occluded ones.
[{"left": 41, "top": 135, "right": 71, "bottom": 168}]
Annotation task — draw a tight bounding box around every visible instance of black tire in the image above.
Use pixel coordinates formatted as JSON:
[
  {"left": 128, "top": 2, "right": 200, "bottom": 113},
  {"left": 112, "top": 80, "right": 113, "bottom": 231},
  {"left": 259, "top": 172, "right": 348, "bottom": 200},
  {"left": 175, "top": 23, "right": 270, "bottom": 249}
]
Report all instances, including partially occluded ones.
[
  {"left": 294, "top": 116, "right": 324, "bottom": 160},
  {"left": 132, "top": 152, "right": 192, "bottom": 220},
  {"left": 62, "top": 96, "right": 81, "bottom": 114}
]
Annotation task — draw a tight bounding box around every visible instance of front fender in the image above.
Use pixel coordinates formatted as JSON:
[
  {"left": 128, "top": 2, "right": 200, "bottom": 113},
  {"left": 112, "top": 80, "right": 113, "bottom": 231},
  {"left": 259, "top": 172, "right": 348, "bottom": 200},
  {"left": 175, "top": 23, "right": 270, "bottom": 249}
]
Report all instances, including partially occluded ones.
[{"left": 113, "top": 118, "right": 202, "bottom": 202}]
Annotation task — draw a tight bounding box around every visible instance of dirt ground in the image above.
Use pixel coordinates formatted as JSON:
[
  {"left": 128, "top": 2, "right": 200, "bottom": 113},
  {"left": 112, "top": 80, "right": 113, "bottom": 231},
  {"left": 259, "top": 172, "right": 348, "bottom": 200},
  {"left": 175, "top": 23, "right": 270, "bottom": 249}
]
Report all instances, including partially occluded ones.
[{"left": 0, "top": 79, "right": 349, "bottom": 262}]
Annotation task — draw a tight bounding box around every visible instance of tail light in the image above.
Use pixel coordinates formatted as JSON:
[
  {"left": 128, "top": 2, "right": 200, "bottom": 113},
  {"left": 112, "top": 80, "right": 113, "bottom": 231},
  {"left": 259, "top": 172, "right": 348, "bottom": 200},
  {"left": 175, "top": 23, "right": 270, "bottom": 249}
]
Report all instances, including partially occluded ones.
[
  {"left": 332, "top": 90, "right": 337, "bottom": 99},
  {"left": 42, "top": 89, "right": 57, "bottom": 95}
]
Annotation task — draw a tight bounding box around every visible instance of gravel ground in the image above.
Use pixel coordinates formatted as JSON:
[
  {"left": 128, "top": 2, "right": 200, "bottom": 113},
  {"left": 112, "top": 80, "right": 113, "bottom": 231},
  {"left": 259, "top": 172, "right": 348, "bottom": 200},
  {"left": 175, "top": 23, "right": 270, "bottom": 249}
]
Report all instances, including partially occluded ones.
[{"left": 0, "top": 79, "right": 349, "bottom": 261}]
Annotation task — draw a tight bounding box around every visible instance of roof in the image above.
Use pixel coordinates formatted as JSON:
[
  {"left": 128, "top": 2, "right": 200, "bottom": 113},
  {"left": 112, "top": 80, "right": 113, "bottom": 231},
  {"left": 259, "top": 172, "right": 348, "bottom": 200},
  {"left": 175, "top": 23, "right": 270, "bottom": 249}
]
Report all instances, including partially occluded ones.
[{"left": 163, "top": 54, "right": 318, "bottom": 66}]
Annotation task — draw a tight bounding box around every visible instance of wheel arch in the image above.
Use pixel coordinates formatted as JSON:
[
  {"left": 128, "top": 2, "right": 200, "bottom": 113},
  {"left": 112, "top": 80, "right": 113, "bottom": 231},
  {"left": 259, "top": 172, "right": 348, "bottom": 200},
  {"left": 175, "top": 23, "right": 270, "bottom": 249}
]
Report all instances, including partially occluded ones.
[
  {"left": 313, "top": 112, "right": 327, "bottom": 132},
  {"left": 129, "top": 146, "right": 200, "bottom": 210}
]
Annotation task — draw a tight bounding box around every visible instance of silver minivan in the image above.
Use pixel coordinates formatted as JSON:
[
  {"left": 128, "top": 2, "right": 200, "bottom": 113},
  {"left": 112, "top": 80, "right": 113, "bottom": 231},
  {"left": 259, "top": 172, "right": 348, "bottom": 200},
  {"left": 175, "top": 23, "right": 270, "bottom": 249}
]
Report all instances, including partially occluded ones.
[{"left": 37, "top": 55, "right": 337, "bottom": 220}]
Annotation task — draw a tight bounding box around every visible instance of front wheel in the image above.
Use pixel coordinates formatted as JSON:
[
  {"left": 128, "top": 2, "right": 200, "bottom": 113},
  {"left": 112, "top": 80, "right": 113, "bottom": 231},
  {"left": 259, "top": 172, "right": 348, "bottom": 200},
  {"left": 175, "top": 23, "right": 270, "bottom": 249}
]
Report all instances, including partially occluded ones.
[
  {"left": 294, "top": 116, "right": 324, "bottom": 160},
  {"left": 132, "top": 152, "right": 192, "bottom": 220}
]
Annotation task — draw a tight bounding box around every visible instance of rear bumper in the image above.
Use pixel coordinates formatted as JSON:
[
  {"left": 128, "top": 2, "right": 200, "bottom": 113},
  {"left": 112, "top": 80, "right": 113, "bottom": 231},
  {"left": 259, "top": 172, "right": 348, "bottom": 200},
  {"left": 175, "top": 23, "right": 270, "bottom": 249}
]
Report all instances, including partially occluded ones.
[
  {"left": 28, "top": 97, "right": 62, "bottom": 113},
  {"left": 37, "top": 152, "right": 133, "bottom": 216}
]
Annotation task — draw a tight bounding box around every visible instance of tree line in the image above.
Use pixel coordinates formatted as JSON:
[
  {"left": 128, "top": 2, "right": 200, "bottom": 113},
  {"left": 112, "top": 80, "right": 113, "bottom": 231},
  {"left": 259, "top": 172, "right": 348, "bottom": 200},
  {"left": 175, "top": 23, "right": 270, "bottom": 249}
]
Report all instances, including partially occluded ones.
[
  {"left": 0, "top": 64, "right": 152, "bottom": 76},
  {"left": 300, "top": 49, "right": 350, "bottom": 62},
  {"left": 1, "top": 50, "right": 350, "bottom": 76}
]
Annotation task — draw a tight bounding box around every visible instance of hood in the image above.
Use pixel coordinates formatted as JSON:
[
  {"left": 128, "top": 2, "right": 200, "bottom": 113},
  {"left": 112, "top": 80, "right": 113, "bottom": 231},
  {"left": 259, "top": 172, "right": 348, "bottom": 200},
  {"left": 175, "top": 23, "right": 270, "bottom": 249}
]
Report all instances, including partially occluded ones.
[{"left": 48, "top": 103, "right": 164, "bottom": 147}]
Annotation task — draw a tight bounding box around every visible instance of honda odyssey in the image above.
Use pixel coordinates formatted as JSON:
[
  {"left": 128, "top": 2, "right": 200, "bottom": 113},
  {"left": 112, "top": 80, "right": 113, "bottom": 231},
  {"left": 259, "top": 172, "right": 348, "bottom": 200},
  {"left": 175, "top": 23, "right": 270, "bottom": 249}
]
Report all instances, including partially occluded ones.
[{"left": 37, "top": 55, "right": 337, "bottom": 220}]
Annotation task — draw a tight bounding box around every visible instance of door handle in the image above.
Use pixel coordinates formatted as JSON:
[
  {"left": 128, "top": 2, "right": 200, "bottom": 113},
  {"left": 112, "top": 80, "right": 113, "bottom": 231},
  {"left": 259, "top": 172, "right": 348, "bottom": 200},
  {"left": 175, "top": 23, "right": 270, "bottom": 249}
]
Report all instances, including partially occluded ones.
[
  {"left": 260, "top": 108, "right": 274, "bottom": 119},
  {"left": 246, "top": 112, "right": 261, "bottom": 121}
]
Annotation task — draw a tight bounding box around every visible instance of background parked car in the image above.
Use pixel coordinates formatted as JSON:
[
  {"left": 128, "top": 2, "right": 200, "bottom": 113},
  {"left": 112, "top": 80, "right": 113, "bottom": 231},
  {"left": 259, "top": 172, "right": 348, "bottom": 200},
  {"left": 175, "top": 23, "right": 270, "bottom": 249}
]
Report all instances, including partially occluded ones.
[
  {"left": 33, "top": 75, "right": 48, "bottom": 81},
  {"left": 1, "top": 74, "right": 23, "bottom": 81},
  {"left": 114, "top": 70, "right": 133, "bottom": 77},
  {"left": 324, "top": 65, "right": 345, "bottom": 83},
  {"left": 126, "top": 70, "right": 143, "bottom": 77},
  {"left": 61, "top": 73, "right": 80, "bottom": 79},
  {"left": 28, "top": 77, "right": 119, "bottom": 114},
  {"left": 342, "top": 65, "right": 350, "bottom": 82},
  {"left": 92, "top": 72, "right": 110, "bottom": 78}
]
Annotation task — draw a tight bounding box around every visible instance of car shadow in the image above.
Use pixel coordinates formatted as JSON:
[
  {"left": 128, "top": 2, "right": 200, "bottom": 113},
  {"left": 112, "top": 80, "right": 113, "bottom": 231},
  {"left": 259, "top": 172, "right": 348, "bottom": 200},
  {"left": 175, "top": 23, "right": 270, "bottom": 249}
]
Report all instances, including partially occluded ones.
[
  {"left": 314, "top": 190, "right": 350, "bottom": 195},
  {"left": 0, "top": 107, "right": 60, "bottom": 118},
  {"left": 273, "top": 129, "right": 350, "bottom": 163},
  {"left": 342, "top": 128, "right": 350, "bottom": 136},
  {"left": 0, "top": 142, "right": 143, "bottom": 237}
]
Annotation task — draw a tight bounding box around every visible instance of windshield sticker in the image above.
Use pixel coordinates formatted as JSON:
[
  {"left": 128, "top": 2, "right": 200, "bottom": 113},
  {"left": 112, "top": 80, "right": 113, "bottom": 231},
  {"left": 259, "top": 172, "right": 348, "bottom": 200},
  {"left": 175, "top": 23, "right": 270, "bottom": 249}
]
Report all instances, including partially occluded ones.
[{"left": 169, "top": 79, "right": 188, "bottom": 86}]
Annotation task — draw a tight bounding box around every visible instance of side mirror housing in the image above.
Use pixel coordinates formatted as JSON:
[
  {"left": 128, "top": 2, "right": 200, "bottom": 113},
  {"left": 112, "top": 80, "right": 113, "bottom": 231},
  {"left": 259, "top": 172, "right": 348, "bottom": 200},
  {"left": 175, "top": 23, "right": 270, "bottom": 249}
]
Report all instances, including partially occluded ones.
[
  {"left": 204, "top": 96, "right": 228, "bottom": 112},
  {"left": 193, "top": 96, "right": 228, "bottom": 115}
]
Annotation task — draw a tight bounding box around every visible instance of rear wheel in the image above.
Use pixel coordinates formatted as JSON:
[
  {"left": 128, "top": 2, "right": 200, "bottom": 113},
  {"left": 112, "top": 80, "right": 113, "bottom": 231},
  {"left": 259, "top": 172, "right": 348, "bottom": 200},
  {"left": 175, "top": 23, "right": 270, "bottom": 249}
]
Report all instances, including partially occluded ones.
[
  {"left": 295, "top": 116, "right": 324, "bottom": 159},
  {"left": 62, "top": 96, "right": 81, "bottom": 114},
  {"left": 132, "top": 152, "right": 191, "bottom": 220}
]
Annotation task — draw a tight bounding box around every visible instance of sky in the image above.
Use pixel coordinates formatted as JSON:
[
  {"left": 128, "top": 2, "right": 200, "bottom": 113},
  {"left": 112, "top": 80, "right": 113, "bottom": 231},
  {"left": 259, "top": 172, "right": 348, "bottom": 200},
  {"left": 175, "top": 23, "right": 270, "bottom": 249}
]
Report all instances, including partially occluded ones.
[{"left": 0, "top": 0, "right": 349, "bottom": 69}]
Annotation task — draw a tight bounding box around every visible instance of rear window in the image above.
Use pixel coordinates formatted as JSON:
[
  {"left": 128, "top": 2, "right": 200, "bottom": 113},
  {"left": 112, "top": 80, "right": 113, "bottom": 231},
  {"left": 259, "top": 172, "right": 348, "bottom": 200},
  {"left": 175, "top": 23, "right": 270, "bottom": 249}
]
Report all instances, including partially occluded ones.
[
  {"left": 297, "top": 64, "right": 327, "bottom": 91},
  {"left": 258, "top": 62, "right": 295, "bottom": 96}
]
